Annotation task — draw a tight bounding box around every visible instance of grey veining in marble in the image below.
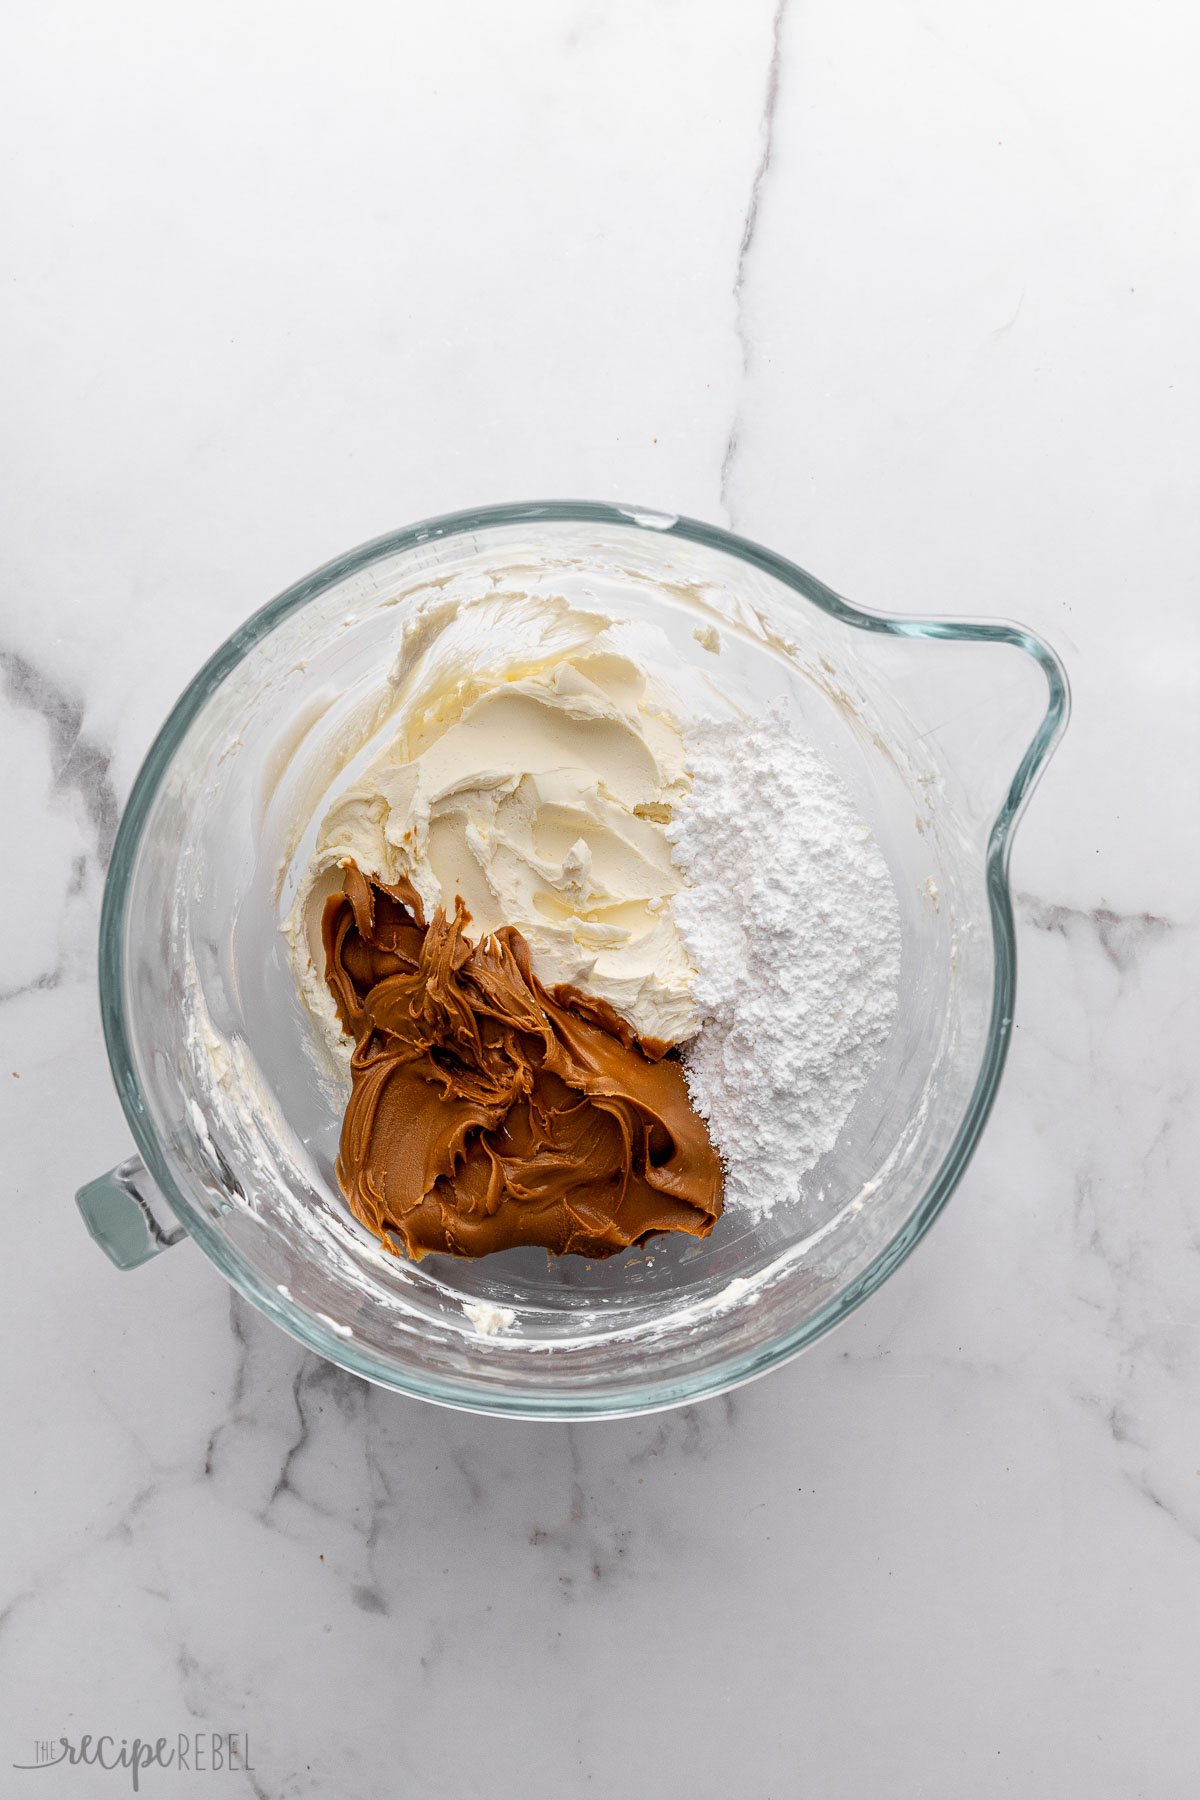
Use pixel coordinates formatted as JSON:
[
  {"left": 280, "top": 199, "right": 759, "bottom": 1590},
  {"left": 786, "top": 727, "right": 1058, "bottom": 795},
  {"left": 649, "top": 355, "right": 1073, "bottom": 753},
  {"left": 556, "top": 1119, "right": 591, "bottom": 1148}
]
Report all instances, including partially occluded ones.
[
  {"left": 0, "top": 650, "right": 120, "bottom": 870},
  {"left": 721, "top": 0, "right": 790, "bottom": 521},
  {"left": 2, "top": 0, "right": 1198, "bottom": 1795}
]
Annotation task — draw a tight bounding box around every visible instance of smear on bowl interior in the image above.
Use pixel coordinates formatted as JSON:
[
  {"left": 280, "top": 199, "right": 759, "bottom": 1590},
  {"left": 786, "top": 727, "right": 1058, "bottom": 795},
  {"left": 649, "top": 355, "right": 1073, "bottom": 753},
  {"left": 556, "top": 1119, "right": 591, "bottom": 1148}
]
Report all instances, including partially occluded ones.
[{"left": 285, "top": 594, "right": 901, "bottom": 1262}]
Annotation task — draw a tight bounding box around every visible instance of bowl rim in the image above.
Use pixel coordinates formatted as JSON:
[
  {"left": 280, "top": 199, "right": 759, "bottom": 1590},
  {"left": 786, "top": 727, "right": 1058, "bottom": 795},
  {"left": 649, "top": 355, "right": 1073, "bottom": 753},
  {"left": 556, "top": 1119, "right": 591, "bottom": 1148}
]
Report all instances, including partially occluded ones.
[{"left": 98, "top": 501, "right": 1070, "bottom": 1418}]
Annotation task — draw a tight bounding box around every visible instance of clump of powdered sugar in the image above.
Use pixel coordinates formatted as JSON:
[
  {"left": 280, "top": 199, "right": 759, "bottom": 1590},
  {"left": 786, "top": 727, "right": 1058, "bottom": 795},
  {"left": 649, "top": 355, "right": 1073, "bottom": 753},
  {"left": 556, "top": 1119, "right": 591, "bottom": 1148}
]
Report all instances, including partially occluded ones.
[{"left": 667, "top": 707, "right": 901, "bottom": 1218}]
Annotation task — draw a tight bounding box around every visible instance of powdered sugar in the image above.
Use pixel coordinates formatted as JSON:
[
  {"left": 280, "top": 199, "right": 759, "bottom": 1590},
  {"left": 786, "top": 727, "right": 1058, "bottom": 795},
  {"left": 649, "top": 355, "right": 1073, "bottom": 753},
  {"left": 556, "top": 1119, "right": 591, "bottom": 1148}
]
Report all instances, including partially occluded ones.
[{"left": 668, "top": 708, "right": 901, "bottom": 1218}]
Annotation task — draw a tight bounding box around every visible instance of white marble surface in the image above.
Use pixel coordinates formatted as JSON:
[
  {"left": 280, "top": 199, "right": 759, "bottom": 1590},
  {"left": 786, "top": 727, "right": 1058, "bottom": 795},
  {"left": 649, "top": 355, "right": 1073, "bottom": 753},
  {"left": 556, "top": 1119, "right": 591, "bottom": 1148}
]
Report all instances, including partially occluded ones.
[{"left": 3, "top": 1, "right": 1198, "bottom": 1793}]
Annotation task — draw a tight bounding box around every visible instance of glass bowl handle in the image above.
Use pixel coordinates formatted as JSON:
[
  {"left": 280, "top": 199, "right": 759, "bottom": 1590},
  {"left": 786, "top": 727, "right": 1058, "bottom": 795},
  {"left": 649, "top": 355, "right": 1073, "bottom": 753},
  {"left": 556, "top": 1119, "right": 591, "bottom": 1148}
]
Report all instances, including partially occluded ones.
[{"left": 76, "top": 1155, "right": 187, "bottom": 1270}]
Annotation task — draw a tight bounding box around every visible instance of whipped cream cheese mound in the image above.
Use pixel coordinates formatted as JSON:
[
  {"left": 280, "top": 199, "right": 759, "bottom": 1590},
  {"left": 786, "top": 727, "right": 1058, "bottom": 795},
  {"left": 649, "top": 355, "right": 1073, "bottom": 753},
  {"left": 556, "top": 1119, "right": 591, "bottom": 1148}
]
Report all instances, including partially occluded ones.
[{"left": 286, "top": 596, "right": 700, "bottom": 1049}]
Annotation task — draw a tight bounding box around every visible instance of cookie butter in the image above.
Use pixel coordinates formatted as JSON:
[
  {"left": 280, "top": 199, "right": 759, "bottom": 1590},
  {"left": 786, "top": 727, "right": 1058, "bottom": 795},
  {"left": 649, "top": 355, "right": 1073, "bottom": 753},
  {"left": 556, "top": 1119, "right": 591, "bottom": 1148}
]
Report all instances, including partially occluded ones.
[
  {"left": 287, "top": 595, "right": 699, "bottom": 1049},
  {"left": 322, "top": 864, "right": 722, "bottom": 1261}
]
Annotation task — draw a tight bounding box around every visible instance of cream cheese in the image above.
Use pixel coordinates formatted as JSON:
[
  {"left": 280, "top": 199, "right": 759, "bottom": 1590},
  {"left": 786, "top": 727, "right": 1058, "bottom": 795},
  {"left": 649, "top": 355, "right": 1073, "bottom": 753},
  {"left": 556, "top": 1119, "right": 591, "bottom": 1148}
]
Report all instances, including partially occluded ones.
[
  {"left": 286, "top": 597, "right": 699, "bottom": 1048},
  {"left": 462, "top": 1300, "right": 517, "bottom": 1337}
]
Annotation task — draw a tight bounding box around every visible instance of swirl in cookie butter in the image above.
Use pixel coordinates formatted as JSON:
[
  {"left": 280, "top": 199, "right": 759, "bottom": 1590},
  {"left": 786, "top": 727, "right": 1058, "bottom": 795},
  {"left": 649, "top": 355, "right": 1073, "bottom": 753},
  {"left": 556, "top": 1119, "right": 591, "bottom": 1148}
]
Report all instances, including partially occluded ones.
[{"left": 323, "top": 864, "right": 722, "bottom": 1262}]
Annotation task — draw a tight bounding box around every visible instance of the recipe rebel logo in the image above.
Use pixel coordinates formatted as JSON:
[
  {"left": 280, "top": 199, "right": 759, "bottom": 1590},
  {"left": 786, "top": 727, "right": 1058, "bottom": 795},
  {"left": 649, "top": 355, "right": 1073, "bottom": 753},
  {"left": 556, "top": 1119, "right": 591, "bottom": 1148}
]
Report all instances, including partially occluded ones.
[{"left": 12, "top": 1733, "right": 254, "bottom": 1790}]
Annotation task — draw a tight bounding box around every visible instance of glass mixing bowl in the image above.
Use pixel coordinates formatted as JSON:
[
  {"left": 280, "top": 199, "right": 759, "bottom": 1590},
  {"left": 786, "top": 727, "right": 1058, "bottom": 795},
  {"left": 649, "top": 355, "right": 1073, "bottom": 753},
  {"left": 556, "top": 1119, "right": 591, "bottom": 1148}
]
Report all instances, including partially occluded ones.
[{"left": 77, "top": 504, "right": 1068, "bottom": 1418}]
